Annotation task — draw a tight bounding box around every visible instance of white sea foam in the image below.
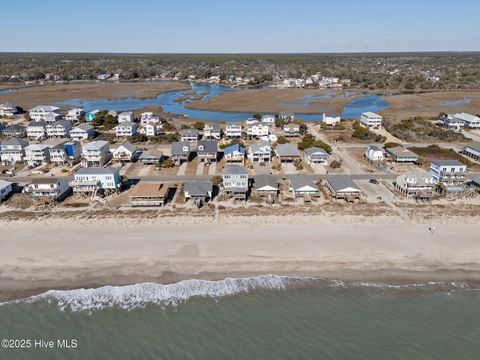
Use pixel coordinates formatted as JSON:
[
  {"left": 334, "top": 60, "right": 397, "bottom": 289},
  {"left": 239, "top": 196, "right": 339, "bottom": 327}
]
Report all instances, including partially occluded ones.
[{"left": 12, "top": 275, "right": 310, "bottom": 311}]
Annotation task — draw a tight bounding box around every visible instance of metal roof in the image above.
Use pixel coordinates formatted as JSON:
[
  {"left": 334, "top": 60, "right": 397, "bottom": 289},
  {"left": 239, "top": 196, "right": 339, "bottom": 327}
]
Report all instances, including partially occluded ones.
[
  {"left": 289, "top": 174, "right": 318, "bottom": 191},
  {"left": 75, "top": 167, "right": 119, "bottom": 175},
  {"left": 254, "top": 174, "right": 278, "bottom": 189},
  {"left": 304, "top": 147, "right": 328, "bottom": 156},
  {"left": 222, "top": 165, "right": 248, "bottom": 175},
  {"left": 171, "top": 141, "right": 190, "bottom": 155},
  {"left": 276, "top": 143, "right": 301, "bottom": 157},
  {"left": 431, "top": 159, "right": 465, "bottom": 167}
]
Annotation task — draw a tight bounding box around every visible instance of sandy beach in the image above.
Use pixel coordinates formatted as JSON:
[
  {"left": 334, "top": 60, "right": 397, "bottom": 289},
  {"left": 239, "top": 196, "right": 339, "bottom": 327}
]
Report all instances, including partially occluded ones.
[{"left": 1, "top": 214, "right": 480, "bottom": 301}]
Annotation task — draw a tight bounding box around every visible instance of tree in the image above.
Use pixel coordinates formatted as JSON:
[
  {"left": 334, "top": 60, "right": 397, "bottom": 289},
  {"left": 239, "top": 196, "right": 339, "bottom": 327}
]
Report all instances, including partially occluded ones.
[
  {"left": 212, "top": 175, "right": 222, "bottom": 186},
  {"left": 276, "top": 136, "right": 289, "bottom": 144},
  {"left": 193, "top": 121, "right": 205, "bottom": 130},
  {"left": 297, "top": 134, "right": 332, "bottom": 154},
  {"left": 253, "top": 113, "right": 261, "bottom": 120},
  {"left": 329, "top": 160, "right": 341, "bottom": 169}
]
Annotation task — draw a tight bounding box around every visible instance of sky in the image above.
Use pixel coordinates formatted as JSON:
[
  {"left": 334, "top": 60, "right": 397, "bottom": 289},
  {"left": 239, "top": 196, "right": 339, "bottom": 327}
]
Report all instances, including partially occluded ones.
[{"left": 1, "top": 0, "right": 479, "bottom": 53}]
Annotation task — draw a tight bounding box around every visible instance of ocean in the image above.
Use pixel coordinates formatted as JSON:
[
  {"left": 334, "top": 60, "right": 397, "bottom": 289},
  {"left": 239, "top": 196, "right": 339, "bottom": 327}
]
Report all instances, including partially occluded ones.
[{"left": 1, "top": 275, "right": 480, "bottom": 360}]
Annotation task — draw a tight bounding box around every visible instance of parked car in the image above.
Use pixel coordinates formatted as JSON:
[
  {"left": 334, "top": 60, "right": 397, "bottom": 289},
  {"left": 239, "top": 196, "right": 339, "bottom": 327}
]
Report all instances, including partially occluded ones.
[{"left": 369, "top": 179, "right": 379, "bottom": 184}]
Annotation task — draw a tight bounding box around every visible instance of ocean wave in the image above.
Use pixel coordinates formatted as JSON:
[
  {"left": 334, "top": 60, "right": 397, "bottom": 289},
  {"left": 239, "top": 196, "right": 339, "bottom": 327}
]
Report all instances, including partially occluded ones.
[
  {"left": 1, "top": 276, "right": 476, "bottom": 311},
  {"left": 9, "top": 275, "right": 312, "bottom": 311}
]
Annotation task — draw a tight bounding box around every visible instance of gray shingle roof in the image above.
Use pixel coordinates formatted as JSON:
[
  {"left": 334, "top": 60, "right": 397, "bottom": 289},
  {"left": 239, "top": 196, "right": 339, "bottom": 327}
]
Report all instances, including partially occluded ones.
[
  {"left": 326, "top": 175, "right": 362, "bottom": 193},
  {"left": 304, "top": 147, "right": 328, "bottom": 156},
  {"left": 254, "top": 174, "right": 278, "bottom": 189},
  {"left": 171, "top": 141, "right": 190, "bottom": 155},
  {"left": 75, "top": 167, "right": 119, "bottom": 175},
  {"left": 117, "top": 140, "right": 137, "bottom": 153},
  {"left": 276, "top": 143, "right": 301, "bottom": 157},
  {"left": 184, "top": 180, "right": 213, "bottom": 196},
  {"left": 76, "top": 123, "right": 94, "bottom": 131},
  {"left": 431, "top": 159, "right": 465, "bottom": 167},
  {"left": 386, "top": 146, "right": 417, "bottom": 158},
  {"left": 197, "top": 140, "right": 218, "bottom": 154},
  {"left": 289, "top": 174, "right": 318, "bottom": 191},
  {"left": 1, "top": 137, "right": 28, "bottom": 147},
  {"left": 180, "top": 128, "right": 200, "bottom": 136},
  {"left": 222, "top": 165, "right": 248, "bottom": 175},
  {"left": 465, "top": 143, "right": 480, "bottom": 153}
]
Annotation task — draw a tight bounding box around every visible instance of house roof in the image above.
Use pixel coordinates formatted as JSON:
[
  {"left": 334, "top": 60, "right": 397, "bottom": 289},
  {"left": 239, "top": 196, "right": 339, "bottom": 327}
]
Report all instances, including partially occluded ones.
[
  {"left": 0, "top": 179, "right": 12, "bottom": 189},
  {"left": 386, "top": 146, "right": 418, "bottom": 158},
  {"left": 76, "top": 123, "right": 94, "bottom": 131},
  {"left": 119, "top": 111, "right": 133, "bottom": 116},
  {"left": 289, "top": 174, "right": 318, "bottom": 191},
  {"left": 362, "top": 111, "right": 381, "bottom": 118},
  {"left": 304, "top": 147, "right": 328, "bottom": 156},
  {"left": 83, "top": 140, "right": 109, "bottom": 150},
  {"left": 27, "top": 122, "right": 48, "bottom": 128},
  {"left": 184, "top": 180, "right": 213, "bottom": 196},
  {"left": 2, "top": 124, "right": 25, "bottom": 132},
  {"left": 276, "top": 143, "right": 301, "bottom": 157},
  {"left": 115, "top": 121, "right": 137, "bottom": 128},
  {"left": 431, "top": 159, "right": 465, "bottom": 167},
  {"left": 75, "top": 167, "right": 119, "bottom": 175},
  {"left": 50, "top": 120, "right": 72, "bottom": 128},
  {"left": 222, "top": 165, "right": 248, "bottom": 175},
  {"left": 30, "top": 105, "right": 60, "bottom": 112},
  {"left": 224, "top": 144, "right": 245, "bottom": 155},
  {"left": 1, "top": 137, "right": 28, "bottom": 147},
  {"left": 367, "top": 145, "right": 382, "bottom": 152},
  {"left": 139, "top": 148, "right": 163, "bottom": 159},
  {"left": 249, "top": 141, "right": 270, "bottom": 153},
  {"left": 171, "top": 141, "right": 190, "bottom": 155},
  {"left": 254, "top": 174, "right": 278, "bottom": 190},
  {"left": 197, "top": 140, "right": 218, "bottom": 153},
  {"left": 453, "top": 113, "right": 480, "bottom": 123},
  {"left": 402, "top": 170, "right": 434, "bottom": 186},
  {"left": 129, "top": 182, "right": 169, "bottom": 198},
  {"left": 227, "top": 121, "right": 242, "bottom": 127},
  {"left": 326, "top": 175, "right": 362, "bottom": 193},
  {"left": 25, "top": 144, "right": 50, "bottom": 151},
  {"left": 204, "top": 123, "right": 221, "bottom": 131},
  {"left": 465, "top": 143, "right": 480, "bottom": 153},
  {"left": 116, "top": 141, "right": 137, "bottom": 153},
  {"left": 30, "top": 177, "right": 62, "bottom": 185},
  {"left": 180, "top": 128, "right": 200, "bottom": 136}
]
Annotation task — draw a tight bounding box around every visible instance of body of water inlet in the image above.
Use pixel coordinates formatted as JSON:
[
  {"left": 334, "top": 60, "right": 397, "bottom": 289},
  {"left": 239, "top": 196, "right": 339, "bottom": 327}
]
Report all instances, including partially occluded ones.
[
  {"left": 1, "top": 276, "right": 480, "bottom": 360},
  {"left": 55, "top": 83, "right": 389, "bottom": 122}
]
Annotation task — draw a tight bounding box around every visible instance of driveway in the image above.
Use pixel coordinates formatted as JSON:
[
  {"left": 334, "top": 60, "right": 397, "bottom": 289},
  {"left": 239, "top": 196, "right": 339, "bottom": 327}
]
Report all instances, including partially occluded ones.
[
  {"left": 196, "top": 162, "right": 205, "bottom": 175},
  {"left": 176, "top": 162, "right": 188, "bottom": 176},
  {"left": 310, "top": 163, "right": 326, "bottom": 174},
  {"left": 208, "top": 163, "right": 217, "bottom": 175},
  {"left": 282, "top": 163, "right": 298, "bottom": 174},
  {"left": 254, "top": 163, "right": 270, "bottom": 175}
]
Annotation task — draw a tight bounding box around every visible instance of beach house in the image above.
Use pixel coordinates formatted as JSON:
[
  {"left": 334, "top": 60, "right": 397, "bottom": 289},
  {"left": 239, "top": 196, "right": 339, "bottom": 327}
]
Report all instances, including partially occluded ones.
[
  {"left": 247, "top": 141, "right": 272, "bottom": 163},
  {"left": 254, "top": 174, "right": 278, "bottom": 198},
  {"left": 49, "top": 141, "right": 81, "bottom": 165},
  {"left": 184, "top": 180, "right": 213, "bottom": 202},
  {"left": 45, "top": 120, "right": 73, "bottom": 138},
  {"left": 112, "top": 141, "right": 140, "bottom": 162},
  {"left": 24, "top": 144, "right": 51, "bottom": 167},
  {"left": 385, "top": 146, "right": 418, "bottom": 163},
  {"left": 23, "top": 178, "right": 70, "bottom": 201},
  {"left": 452, "top": 113, "right": 480, "bottom": 129},
  {"left": 325, "top": 175, "right": 363, "bottom": 201},
  {"left": 321, "top": 113, "right": 341, "bottom": 126},
  {"left": 171, "top": 141, "right": 191, "bottom": 164},
  {"left": 180, "top": 129, "right": 200, "bottom": 143},
  {"left": 129, "top": 182, "right": 171, "bottom": 207},
  {"left": 261, "top": 115, "right": 276, "bottom": 125},
  {"left": 118, "top": 111, "right": 134, "bottom": 123},
  {"left": 283, "top": 123, "right": 301, "bottom": 138},
  {"left": 73, "top": 167, "right": 121, "bottom": 194},
  {"left": 203, "top": 124, "right": 222, "bottom": 140},
  {"left": 304, "top": 147, "right": 328, "bottom": 164},
  {"left": 65, "top": 108, "right": 84, "bottom": 122},
  {"left": 276, "top": 143, "right": 301, "bottom": 163},
  {"left": 0, "top": 103, "right": 18, "bottom": 117},
  {"left": 223, "top": 144, "right": 245, "bottom": 164},
  {"left": 70, "top": 123, "right": 95, "bottom": 141},
  {"left": 114, "top": 121, "right": 137, "bottom": 138},
  {"left": 289, "top": 174, "right": 319, "bottom": 199},
  {"left": 1, "top": 125, "right": 26, "bottom": 138},
  {"left": 395, "top": 171, "right": 435, "bottom": 199},
  {"left": 197, "top": 140, "right": 218, "bottom": 163},
  {"left": 246, "top": 121, "right": 269, "bottom": 139},
  {"left": 0, "top": 137, "right": 28, "bottom": 164},
  {"left": 26, "top": 122, "right": 48, "bottom": 140},
  {"left": 140, "top": 112, "right": 161, "bottom": 125},
  {"left": 0, "top": 179, "right": 13, "bottom": 200},
  {"left": 364, "top": 145, "right": 384, "bottom": 163},
  {"left": 429, "top": 160, "right": 467, "bottom": 193},
  {"left": 29, "top": 105, "right": 61, "bottom": 122},
  {"left": 139, "top": 122, "right": 163, "bottom": 137},
  {"left": 81, "top": 140, "right": 110, "bottom": 167},
  {"left": 441, "top": 114, "right": 465, "bottom": 131},
  {"left": 138, "top": 148, "right": 163, "bottom": 165},
  {"left": 225, "top": 122, "right": 242, "bottom": 138},
  {"left": 85, "top": 110, "right": 100, "bottom": 122},
  {"left": 360, "top": 112, "right": 382, "bottom": 128},
  {"left": 222, "top": 165, "right": 249, "bottom": 200},
  {"left": 462, "top": 143, "right": 480, "bottom": 161}
]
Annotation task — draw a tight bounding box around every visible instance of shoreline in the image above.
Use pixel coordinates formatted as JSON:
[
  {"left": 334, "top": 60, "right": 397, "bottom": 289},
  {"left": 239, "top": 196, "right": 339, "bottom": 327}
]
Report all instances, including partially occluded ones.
[{"left": 1, "top": 217, "right": 480, "bottom": 301}]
